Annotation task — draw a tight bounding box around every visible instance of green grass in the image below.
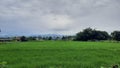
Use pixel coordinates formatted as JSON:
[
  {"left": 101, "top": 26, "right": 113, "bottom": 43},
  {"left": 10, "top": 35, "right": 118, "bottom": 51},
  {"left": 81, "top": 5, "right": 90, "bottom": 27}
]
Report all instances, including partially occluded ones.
[{"left": 0, "top": 41, "right": 120, "bottom": 68}]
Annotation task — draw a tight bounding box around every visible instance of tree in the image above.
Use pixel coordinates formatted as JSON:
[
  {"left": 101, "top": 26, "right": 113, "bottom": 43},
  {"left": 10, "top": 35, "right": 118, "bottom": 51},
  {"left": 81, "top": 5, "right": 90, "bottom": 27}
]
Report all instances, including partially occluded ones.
[
  {"left": 92, "top": 30, "right": 110, "bottom": 40},
  {"left": 62, "top": 36, "right": 66, "bottom": 40},
  {"left": 75, "top": 28, "right": 93, "bottom": 41},
  {"left": 20, "top": 36, "right": 27, "bottom": 42},
  {"left": 48, "top": 36, "right": 52, "bottom": 40},
  {"left": 28, "top": 36, "right": 36, "bottom": 41},
  {"left": 75, "top": 28, "right": 110, "bottom": 41},
  {"left": 111, "top": 31, "right": 120, "bottom": 41}
]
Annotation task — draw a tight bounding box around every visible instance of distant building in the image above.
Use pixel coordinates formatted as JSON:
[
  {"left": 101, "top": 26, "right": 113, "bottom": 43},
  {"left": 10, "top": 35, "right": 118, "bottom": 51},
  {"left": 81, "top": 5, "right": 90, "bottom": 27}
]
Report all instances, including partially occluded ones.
[
  {"left": 15, "top": 37, "right": 21, "bottom": 41},
  {"left": 0, "top": 38, "right": 13, "bottom": 42}
]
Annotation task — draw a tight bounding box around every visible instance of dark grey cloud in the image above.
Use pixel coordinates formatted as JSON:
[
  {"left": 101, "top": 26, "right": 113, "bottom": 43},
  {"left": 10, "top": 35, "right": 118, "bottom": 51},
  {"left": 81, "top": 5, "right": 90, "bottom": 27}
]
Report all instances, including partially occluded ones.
[{"left": 0, "top": 0, "right": 120, "bottom": 35}]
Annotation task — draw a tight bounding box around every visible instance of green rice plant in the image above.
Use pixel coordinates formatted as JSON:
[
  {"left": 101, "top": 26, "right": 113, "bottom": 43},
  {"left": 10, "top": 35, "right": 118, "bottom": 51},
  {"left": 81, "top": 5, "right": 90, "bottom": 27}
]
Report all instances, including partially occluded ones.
[
  {"left": 0, "top": 61, "right": 7, "bottom": 68},
  {"left": 0, "top": 41, "right": 120, "bottom": 68}
]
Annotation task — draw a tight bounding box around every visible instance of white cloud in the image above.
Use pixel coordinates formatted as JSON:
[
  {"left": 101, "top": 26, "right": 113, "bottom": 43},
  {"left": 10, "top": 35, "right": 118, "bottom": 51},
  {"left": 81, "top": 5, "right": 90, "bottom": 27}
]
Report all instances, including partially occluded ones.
[
  {"left": 41, "top": 14, "right": 73, "bottom": 30},
  {"left": 0, "top": 0, "right": 120, "bottom": 35}
]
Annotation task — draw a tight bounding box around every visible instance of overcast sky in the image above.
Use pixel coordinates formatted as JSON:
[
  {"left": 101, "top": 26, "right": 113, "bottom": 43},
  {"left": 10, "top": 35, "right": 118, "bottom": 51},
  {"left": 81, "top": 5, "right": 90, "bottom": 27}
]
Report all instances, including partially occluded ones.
[{"left": 0, "top": 0, "right": 120, "bottom": 36}]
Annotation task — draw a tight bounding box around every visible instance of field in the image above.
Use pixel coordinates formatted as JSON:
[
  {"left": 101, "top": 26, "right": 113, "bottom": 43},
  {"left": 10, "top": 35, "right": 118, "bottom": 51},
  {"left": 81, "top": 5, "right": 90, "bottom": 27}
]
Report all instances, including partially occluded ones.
[{"left": 0, "top": 41, "right": 120, "bottom": 68}]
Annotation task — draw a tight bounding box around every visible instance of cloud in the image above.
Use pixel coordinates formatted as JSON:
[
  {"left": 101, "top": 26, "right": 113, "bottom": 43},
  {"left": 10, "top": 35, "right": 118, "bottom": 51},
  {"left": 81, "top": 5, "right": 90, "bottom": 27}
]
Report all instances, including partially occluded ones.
[
  {"left": 0, "top": 0, "right": 120, "bottom": 35},
  {"left": 41, "top": 14, "right": 73, "bottom": 30}
]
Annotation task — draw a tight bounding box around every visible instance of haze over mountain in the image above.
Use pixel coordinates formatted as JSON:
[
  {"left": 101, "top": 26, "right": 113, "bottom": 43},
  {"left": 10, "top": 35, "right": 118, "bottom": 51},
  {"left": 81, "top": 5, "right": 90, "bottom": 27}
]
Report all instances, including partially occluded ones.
[{"left": 0, "top": 0, "right": 120, "bottom": 36}]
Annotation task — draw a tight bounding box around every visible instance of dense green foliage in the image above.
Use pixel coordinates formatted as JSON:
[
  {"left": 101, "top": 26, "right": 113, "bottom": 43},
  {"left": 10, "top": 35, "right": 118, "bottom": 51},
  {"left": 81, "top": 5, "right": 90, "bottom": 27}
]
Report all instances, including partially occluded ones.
[
  {"left": 20, "top": 36, "right": 28, "bottom": 42},
  {"left": 75, "top": 28, "right": 110, "bottom": 41},
  {"left": 0, "top": 41, "right": 120, "bottom": 68},
  {"left": 111, "top": 31, "right": 120, "bottom": 41}
]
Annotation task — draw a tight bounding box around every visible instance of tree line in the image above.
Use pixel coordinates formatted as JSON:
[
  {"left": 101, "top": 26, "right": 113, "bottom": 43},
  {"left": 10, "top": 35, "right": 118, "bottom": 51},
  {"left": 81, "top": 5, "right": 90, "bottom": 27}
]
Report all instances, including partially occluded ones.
[
  {"left": 2, "top": 27, "right": 119, "bottom": 42},
  {"left": 14, "top": 36, "right": 74, "bottom": 42},
  {"left": 74, "top": 28, "right": 120, "bottom": 41},
  {"left": 18, "top": 27, "right": 120, "bottom": 42}
]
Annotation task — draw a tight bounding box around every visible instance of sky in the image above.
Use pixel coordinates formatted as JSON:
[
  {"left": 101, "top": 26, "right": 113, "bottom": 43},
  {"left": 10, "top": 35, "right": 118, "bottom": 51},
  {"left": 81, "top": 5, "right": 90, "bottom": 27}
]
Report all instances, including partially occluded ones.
[{"left": 0, "top": 0, "right": 120, "bottom": 36}]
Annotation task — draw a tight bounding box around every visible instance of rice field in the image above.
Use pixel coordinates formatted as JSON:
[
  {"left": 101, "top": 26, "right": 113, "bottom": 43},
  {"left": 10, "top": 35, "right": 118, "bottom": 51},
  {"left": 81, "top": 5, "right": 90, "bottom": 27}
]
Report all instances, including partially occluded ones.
[{"left": 0, "top": 41, "right": 120, "bottom": 68}]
